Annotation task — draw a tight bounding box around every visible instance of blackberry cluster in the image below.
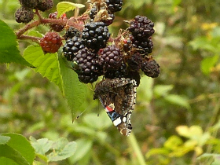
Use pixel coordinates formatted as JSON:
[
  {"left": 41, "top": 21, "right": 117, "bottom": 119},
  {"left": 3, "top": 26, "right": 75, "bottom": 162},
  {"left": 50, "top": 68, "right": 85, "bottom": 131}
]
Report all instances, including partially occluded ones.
[
  {"left": 49, "top": 12, "right": 67, "bottom": 32},
  {"left": 15, "top": 0, "right": 54, "bottom": 23},
  {"left": 82, "top": 22, "right": 110, "bottom": 51}
]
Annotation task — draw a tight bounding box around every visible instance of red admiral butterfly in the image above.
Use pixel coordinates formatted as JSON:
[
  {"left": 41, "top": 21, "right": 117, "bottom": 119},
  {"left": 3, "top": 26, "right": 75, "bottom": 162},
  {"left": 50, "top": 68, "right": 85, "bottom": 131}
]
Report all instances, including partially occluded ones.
[{"left": 94, "top": 78, "right": 137, "bottom": 136}]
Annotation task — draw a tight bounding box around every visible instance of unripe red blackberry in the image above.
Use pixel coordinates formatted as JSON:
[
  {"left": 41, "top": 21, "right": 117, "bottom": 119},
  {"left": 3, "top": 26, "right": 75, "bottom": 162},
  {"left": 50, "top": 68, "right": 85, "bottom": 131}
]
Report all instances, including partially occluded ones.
[
  {"left": 49, "top": 12, "right": 67, "bottom": 32},
  {"left": 82, "top": 22, "right": 110, "bottom": 51},
  {"left": 105, "top": 0, "right": 123, "bottom": 13},
  {"left": 15, "top": 7, "right": 34, "bottom": 23},
  {"left": 73, "top": 48, "right": 101, "bottom": 83},
  {"left": 99, "top": 45, "right": 123, "bottom": 72},
  {"left": 40, "top": 32, "right": 62, "bottom": 53},
  {"left": 141, "top": 58, "right": 160, "bottom": 78},
  {"left": 128, "top": 15, "right": 155, "bottom": 39},
  {"left": 19, "top": 0, "right": 38, "bottom": 9},
  {"left": 36, "top": 0, "right": 53, "bottom": 11},
  {"left": 63, "top": 36, "right": 85, "bottom": 61},
  {"left": 63, "top": 27, "right": 81, "bottom": 40}
]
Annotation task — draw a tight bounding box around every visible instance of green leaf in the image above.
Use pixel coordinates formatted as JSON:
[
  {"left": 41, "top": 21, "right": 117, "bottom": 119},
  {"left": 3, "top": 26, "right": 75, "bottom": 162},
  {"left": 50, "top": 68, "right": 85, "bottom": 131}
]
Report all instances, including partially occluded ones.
[
  {"left": 165, "top": 94, "right": 190, "bottom": 109},
  {"left": 23, "top": 45, "right": 63, "bottom": 91},
  {"left": 56, "top": 2, "right": 85, "bottom": 18},
  {"left": 164, "top": 135, "right": 183, "bottom": 150},
  {"left": 201, "top": 55, "right": 219, "bottom": 75},
  {"left": 0, "top": 135, "right": 10, "bottom": 144},
  {"left": 30, "top": 137, "right": 53, "bottom": 155},
  {"left": 47, "top": 139, "right": 77, "bottom": 162},
  {"left": 58, "top": 52, "right": 87, "bottom": 118},
  {"left": 0, "top": 145, "right": 30, "bottom": 165},
  {"left": 69, "top": 139, "right": 92, "bottom": 164},
  {"left": 189, "top": 36, "right": 216, "bottom": 52},
  {"left": 82, "top": 111, "right": 112, "bottom": 130},
  {"left": 154, "top": 85, "right": 173, "bottom": 97},
  {"left": 2, "top": 133, "right": 35, "bottom": 165},
  {"left": 0, "top": 19, "right": 33, "bottom": 67},
  {"left": 28, "top": 30, "right": 44, "bottom": 38}
]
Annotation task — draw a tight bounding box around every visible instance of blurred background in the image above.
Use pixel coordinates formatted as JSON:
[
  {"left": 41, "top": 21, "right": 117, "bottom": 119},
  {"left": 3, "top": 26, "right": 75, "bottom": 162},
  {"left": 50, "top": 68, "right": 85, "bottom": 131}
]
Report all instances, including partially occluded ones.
[{"left": 1, "top": 0, "right": 220, "bottom": 164}]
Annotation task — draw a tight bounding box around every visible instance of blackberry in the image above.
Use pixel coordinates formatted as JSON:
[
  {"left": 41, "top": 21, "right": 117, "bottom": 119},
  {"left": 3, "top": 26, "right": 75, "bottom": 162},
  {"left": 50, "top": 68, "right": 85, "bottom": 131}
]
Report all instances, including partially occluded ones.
[
  {"left": 105, "top": 0, "right": 123, "bottom": 13},
  {"left": 15, "top": 7, "right": 34, "bottom": 23},
  {"left": 63, "top": 36, "right": 85, "bottom": 61},
  {"left": 73, "top": 48, "right": 101, "bottom": 83},
  {"left": 131, "top": 36, "right": 153, "bottom": 56},
  {"left": 89, "top": 5, "right": 98, "bottom": 20},
  {"left": 49, "top": 12, "right": 67, "bottom": 32},
  {"left": 19, "top": 0, "right": 38, "bottom": 9},
  {"left": 99, "top": 45, "right": 123, "bottom": 71},
  {"left": 104, "top": 62, "right": 127, "bottom": 79},
  {"left": 36, "top": 0, "right": 53, "bottom": 11},
  {"left": 40, "top": 32, "right": 62, "bottom": 53},
  {"left": 128, "top": 15, "right": 155, "bottom": 40},
  {"left": 63, "top": 27, "right": 81, "bottom": 40},
  {"left": 127, "top": 52, "right": 143, "bottom": 72},
  {"left": 141, "top": 58, "right": 160, "bottom": 78},
  {"left": 82, "top": 22, "right": 110, "bottom": 51}
]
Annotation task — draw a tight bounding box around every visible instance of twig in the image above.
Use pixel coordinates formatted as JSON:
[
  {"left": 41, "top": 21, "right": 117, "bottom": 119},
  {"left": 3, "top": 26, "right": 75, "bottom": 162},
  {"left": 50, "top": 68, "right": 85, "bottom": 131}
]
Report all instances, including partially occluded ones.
[{"left": 18, "top": 35, "right": 41, "bottom": 43}]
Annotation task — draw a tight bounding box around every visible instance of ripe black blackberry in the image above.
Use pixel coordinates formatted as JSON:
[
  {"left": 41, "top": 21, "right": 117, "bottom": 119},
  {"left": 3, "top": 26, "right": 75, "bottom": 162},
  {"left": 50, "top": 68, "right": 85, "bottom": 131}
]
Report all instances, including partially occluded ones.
[
  {"left": 82, "top": 22, "right": 110, "bottom": 51},
  {"left": 19, "top": 0, "right": 38, "bottom": 9},
  {"left": 89, "top": 5, "right": 98, "bottom": 20},
  {"left": 105, "top": 0, "right": 123, "bottom": 13},
  {"left": 36, "top": 0, "right": 53, "bottom": 11},
  {"left": 131, "top": 36, "right": 153, "bottom": 56},
  {"left": 127, "top": 52, "right": 143, "bottom": 72},
  {"left": 63, "top": 36, "right": 85, "bottom": 61},
  {"left": 141, "top": 58, "right": 160, "bottom": 78},
  {"left": 49, "top": 12, "right": 67, "bottom": 32},
  {"left": 64, "top": 27, "right": 81, "bottom": 40},
  {"left": 128, "top": 15, "right": 155, "bottom": 40},
  {"left": 15, "top": 7, "right": 34, "bottom": 23},
  {"left": 104, "top": 62, "right": 127, "bottom": 79},
  {"left": 73, "top": 48, "right": 101, "bottom": 83},
  {"left": 99, "top": 45, "right": 123, "bottom": 72}
]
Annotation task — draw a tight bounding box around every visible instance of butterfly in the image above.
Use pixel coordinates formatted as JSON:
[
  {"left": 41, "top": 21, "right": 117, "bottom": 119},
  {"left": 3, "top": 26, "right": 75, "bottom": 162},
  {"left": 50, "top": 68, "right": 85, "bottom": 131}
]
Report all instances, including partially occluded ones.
[{"left": 94, "top": 78, "right": 137, "bottom": 136}]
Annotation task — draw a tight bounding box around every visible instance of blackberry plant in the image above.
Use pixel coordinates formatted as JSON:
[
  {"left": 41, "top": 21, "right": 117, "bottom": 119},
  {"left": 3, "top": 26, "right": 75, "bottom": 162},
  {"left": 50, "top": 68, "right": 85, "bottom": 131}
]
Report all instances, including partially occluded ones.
[{"left": 49, "top": 12, "right": 67, "bottom": 32}]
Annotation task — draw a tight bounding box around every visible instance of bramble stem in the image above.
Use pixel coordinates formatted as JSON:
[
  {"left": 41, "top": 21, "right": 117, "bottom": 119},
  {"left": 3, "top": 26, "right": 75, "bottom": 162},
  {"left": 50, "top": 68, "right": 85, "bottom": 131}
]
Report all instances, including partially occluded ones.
[{"left": 18, "top": 35, "right": 41, "bottom": 43}]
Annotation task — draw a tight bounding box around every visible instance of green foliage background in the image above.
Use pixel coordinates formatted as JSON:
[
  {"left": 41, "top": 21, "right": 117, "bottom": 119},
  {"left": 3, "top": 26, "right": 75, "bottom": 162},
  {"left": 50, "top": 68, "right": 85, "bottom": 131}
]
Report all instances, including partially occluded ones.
[{"left": 1, "top": 0, "right": 220, "bottom": 164}]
